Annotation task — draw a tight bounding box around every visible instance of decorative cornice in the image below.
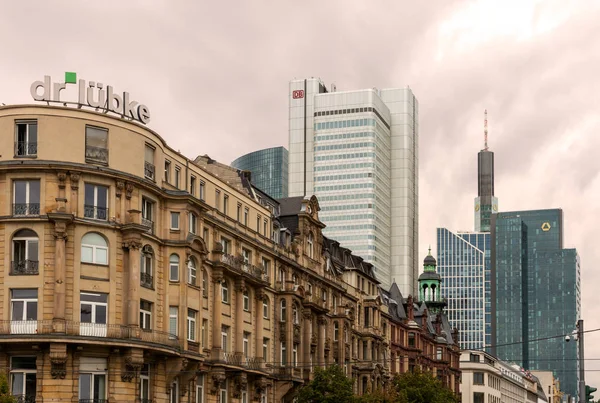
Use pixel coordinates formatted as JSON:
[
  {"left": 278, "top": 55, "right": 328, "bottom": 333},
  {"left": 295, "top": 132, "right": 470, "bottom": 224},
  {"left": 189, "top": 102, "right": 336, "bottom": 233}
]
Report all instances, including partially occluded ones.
[{"left": 69, "top": 171, "right": 80, "bottom": 190}]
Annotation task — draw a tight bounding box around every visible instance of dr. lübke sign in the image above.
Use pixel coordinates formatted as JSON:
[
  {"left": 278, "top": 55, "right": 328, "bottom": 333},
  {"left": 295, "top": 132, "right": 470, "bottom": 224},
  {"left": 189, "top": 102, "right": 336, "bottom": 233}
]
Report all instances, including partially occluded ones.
[{"left": 30, "top": 72, "right": 151, "bottom": 124}]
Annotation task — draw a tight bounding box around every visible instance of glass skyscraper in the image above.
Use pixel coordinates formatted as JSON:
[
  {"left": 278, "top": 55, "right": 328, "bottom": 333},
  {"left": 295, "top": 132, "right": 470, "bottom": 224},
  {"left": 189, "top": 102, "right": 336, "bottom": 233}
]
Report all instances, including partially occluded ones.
[
  {"left": 437, "top": 229, "right": 491, "bottom": 350},
  {"left": 231, "top": 146, "right": 289, "bottom": 199},
  {"left": 491, "top": 209, "right": 580, "bottom": 397}
]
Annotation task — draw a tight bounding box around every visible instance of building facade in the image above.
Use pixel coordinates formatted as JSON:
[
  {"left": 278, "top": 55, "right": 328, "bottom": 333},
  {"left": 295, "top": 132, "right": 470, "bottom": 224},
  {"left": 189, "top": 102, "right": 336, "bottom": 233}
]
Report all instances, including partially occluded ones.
[
  {"left": 437, "top": 229, "right": 491, "bottom": 350},
  {"left": 474, "top": 143, "right": 498, "bottom": 232},
  {"left": 0, "top": 104, "right": 453, "bottom": 403},
  {"left": 461, "top": 350, "right": 545, "bottom": 403},
  {"left": 491, "top": 209, "right": 580, "bottom": 397},
  {"left": 230, "top": 147, "right": 289, "bottom": 199},
  {"left": 288, "top": 78, "right": 419, "bottom": 294}
]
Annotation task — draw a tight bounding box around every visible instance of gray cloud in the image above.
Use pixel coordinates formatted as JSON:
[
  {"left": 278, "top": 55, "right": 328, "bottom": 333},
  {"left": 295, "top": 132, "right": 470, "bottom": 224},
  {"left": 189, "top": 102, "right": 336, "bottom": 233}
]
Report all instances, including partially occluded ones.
[{"left": 1, "top": 0, "right": 599, "bottom": 390}]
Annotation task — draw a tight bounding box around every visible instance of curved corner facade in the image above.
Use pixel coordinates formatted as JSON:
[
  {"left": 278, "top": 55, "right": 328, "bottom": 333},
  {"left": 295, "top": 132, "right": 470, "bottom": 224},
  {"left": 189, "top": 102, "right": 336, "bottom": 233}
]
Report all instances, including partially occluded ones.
[{"left": 231, "top": 147, "right": 288, "bottom": 199}]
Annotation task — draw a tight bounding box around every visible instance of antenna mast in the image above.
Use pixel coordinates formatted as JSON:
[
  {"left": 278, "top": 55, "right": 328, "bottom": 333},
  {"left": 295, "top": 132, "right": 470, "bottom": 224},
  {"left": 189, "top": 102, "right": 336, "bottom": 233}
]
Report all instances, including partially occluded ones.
[{"left": 484, "top": 109, "right": 488, "bottom": 151}]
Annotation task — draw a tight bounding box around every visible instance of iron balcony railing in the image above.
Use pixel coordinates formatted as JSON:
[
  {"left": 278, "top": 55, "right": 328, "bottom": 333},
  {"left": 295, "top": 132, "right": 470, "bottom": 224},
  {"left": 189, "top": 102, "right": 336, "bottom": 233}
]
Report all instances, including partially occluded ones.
[
  {"left": 84, "top": 205, "right": 109, "bottom": 221},
  {"left": 13, "top": 395, "right": 36, "bottom": 403},
  {"left": 11, "top": 260, "right": 39, "bottom": 275},
  {"left": 13, "top": 203, "right": 40, "bottom": 216},
  {"left": 220, "top": 254, "right": 269, "bottom": 282},
  {"left": 141, "top": 217, "right": 154, "bottom": 234},
  {"left": 140, "top": 272, "right": 154, "bottom": 289},
  {"left": 0, "top": 320, "right": 180, "bottom": 348},
  {"left": 85, "top": 145, "right": 109, "bottom": 164},
  {"left": 15, "top": 141, "right": 37, "bottom": 157},
  {"left": 144, "top": 161, "right": 155, "bottom": 180}
]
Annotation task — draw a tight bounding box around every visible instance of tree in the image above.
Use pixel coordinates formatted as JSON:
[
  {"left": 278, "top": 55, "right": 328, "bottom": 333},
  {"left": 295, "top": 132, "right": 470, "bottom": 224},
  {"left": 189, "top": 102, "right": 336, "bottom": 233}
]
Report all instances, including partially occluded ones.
[
  {"left": 296, "top": 365, "right": 356, "bottom": 403},
  {"left": 356, "top": 387, "right": 405, "bottom": 403},
  {"left": 0, "top": 373, "right": 16, "bottom": 403},
  {"left": 391, "top": 369, "right": 459, "bottom": 403}
]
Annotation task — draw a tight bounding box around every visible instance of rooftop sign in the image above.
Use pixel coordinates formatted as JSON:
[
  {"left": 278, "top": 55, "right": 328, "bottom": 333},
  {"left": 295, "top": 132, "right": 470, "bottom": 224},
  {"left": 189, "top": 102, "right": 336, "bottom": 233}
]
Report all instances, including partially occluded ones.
[{"left": 30, "top": 72, "right": 150, "bottom": 124}]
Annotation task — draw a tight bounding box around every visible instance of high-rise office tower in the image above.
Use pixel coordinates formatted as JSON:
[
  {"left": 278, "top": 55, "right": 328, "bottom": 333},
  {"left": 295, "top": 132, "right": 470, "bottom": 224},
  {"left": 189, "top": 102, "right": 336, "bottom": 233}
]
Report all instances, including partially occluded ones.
[
  {"left": 288, "top": 78, "right": 418, "bottom": 293},
  {"left": 437, "top": 113, "right": 495, "bottom": 350},
  {"left": 474, "top": 110, "right": 498, "bottom": 232},
  {"left": 231, "top": 146, "right": 289, "bottom": 199},
  {"left": 492, "top": 209, "right": 580, "bottom": 397}
]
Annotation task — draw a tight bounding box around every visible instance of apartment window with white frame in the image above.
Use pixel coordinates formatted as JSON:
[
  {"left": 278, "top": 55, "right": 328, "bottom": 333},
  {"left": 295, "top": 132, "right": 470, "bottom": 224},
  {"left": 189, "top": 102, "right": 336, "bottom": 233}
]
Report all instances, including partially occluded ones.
[
  {"left": 170, "top": 379, "right": 179, "bottom": 403},
  {"left": 263, "top": 299, "right": 269, "bottom": 319},
  {"left": 187, "top": 309, "right": 197, "bottom": 341},
  {"left": 201, "top": 319, "right": 208, "bottom": 347},
  {"left": 170, "top": 212, "right": 180, "bottom": 230},
  {"left": 221, "top": 326, "right": 229, "bottom": 353},
  {"left": 221, "top": 281, "right": 229, "bottom": 303},
  {"left": 144, "top": 145, "right": 155, "bottom": 180},
  {"left": 196, "top": 374, "right": 204, "bottom": 403},
  {"left": 280, "top": 299, "right": 286, "bottom": 322},
  {"left": 80, "top": 292, "right": 108, "bottom": 337},
  {"left": 15, "top": 120, "right": 38, "bottom": 157},
  {"left": 292, "top": 343, "right": 298, "bottom": 367},
  {"left": 141, "top": 197, "right": 154, "bottom": 233},
  {"left": 244, "top": 208, "right": 248, "bottom": 226},
  {"left": 84, "top": 183, "right": 108, "bottom": 220},
  {"left": 242, "top": 248, "right": 251, "bottom": 264},
  {"left": 263, "top": 338, "right": 269, "bottom": 362},
  {"left": 140, "top": 364, "right": 150, "bottom": 402},
  {"left": 199, "top": 181, "right": 205, "bottom": 200},
  {"left": 140, "top": 300, "right": 152, "bottom": 331},
  {"left": 81, "top": 233, "right": 108, "bottom": 265},
  {"left": 219, "top": 380, "right": 227, "bottom": 403},
  {"left": 243, "top": 289, "right": 250, "bottom": 311},
  {"left": 169, "top": 306, "right": 178, "bottom": 337},
  {"left": 11, "top": 289, "right": 38, "bottom": 334},
  {"left": 261, "top": 257, "right": 270, "bottom": 280},
  {"left": 263, "top": 219, "right": 268, "bottom": 237},
  {"left": 169, "top": 254, "right": 180, "bottom": 282},
  {"left": 13, "top": 180, "right": 40, "bottom": 216},
  {"left": 243, "top": 332, "right": 250, "bottom": 357},
  {"left": 10, "top": 356, "right": 37, "bottom": 399},
  {"left": 164, "top": 160, "right": 171, "bottom": 183},
  {"left": 241, "top": 391, "right": 247, "bottom": 403},
  {"left": 221, "top": 237, "right": 231, "bottom": 255},
  {"left": 79, "top": 358, "right": 107, "bottom": 403},
  {"left": 189, "top": 213, "right": 197, "bottom": 234},
  {"left": 140, "top": 245, "right": 154, "bottom": 289},
  {"left": 280, "top": 342, "right": 287, "bottom": 366},
  {"left": 174, "top": 167, "right": 181, "bottom": 189},
  {"left": 188, "top": 258, "right": 197, "bottom": 286},
  {"left": 334, "top": 322, "right": 339, "bottom": 341}
]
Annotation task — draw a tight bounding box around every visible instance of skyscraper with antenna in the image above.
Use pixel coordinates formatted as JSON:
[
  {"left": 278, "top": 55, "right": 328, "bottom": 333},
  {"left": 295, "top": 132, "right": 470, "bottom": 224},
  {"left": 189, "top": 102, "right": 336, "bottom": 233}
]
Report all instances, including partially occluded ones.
[{"left": 474, "top": 110, "right": 498, "bottom": 232}]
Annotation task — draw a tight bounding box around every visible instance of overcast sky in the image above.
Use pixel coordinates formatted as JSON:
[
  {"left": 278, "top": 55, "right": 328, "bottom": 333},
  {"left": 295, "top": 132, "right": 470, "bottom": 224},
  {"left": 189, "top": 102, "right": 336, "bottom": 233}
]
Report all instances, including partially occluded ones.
[{"left": 2, "top": 0, "right": 599, "bottom": 392}]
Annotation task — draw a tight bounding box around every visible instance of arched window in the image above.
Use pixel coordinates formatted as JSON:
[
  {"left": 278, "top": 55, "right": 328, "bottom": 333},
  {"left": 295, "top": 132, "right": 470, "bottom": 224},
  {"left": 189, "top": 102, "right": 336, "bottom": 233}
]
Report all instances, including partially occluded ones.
[
  {"left": 188, "top": 257, "right": 197, "bottom": 286},
  {"left": 243, "top": 289, "right": 250, "bottom": 312},
  {"left": 221, "top": 280, "right": 229, "bottom": 303},
  {"left": 202, "top": 270, "right": 208, "bottom": 297},
  {"left": 140, "top": 245, "right": 154, "bottom": 289},
  {"left": 12, "top": 229, "right": 39, "bottom": 275},
  {"left": 263, "top": 298, "right": 269, "bottom": 319},
  {"left": 292, "top": 304, "right": 298, "bottom": 324},
  {"left": 280, "top": 299, "right": 287, "bottom": 322},
  {"left": 81, "top": 232, "right": 108, "bottom": 265},
  {"left": 307, "top": 232, "right": 314, "bottom": 259},
  {"left": 169, "top": 254, "right": 179, "bottom": 282}
]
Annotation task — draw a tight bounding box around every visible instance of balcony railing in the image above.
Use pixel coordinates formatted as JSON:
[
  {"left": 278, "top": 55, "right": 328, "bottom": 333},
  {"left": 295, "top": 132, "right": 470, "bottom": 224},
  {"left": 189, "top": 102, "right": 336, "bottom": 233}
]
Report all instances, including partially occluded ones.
[
  {"left": 140, "top": 272, "right": 154, "bottom": 289},
  {"left": 79, "top": 399, "right": 108, "bottom": 403},
  {"left": 15, "top": 141, "right": 37, "bottom": 157},
  {"left": 220, "top": 254, "right": 269, "bottom": 282},
  {"left": 13, "top": 203, "right": 40, "bottom": 216},
  {"left": 223, "top": 351, "right": 241, "bottom": 365},
  {"left": 144, "top": 161, "right": 155, "bottom": 180},
  {"left": 245, "top": 356, "right": 262, "bottom": 370},
  {"left": 0, "top": 320, "right": 180, "bottom": 348},
  {"left": 141, "top": 217, "right": 154, "bottom": 234},
  {"left": 84, "top": 205, "right": 109, "bottom": 221},
  {"left": 13, "top": 395, "right": 36, "bottom": 403},
  {"left": 11, "top": 260, "right": 39, "bottom": 275},
  {"left": 85, "top": 145, "right": 109, "bottom": 164}
]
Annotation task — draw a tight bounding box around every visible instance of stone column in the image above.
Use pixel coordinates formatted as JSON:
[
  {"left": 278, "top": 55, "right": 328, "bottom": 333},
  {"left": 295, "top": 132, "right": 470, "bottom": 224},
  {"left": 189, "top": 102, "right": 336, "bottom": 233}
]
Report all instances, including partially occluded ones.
[
  {"left": 48, "top": 213, "right": 73, "bottom": 330},
  {"left": 255, "top": 290, "right": 265, "bottom": 361},
  {"left": 123, "top": 239, "right": 142, "bottom": 328},
  {"left": 211, "top": 269, "right": 224, "bottom": 360},
  {"left": 317, "top": 316, "right": 326, "bottom": 367},
  {"left": 235, "top": 279, "right": 245, "bottom": 357},
  {"left": 302, "top": 310, "right": 311, "bottom": 375}
]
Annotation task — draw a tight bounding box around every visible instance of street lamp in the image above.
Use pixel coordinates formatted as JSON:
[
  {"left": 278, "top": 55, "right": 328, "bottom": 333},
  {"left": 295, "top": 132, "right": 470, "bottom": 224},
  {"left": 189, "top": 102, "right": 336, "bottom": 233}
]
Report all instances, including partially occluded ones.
[{"left": 565, "top": 319, "right": 585, "bottom": 403}]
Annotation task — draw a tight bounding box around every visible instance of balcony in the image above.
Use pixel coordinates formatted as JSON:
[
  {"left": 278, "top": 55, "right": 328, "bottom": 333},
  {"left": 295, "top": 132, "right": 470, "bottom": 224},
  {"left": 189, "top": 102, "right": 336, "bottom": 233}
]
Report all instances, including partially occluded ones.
[
  {"left": 140, "top": 272, "right": 154, "bottom": 289},
  {"left": 85, "top": 145, "right": 109, "bottom": 165},
  {"left": 220, "top": 254, "right": 269, "bottom": 283},
  {"left": 144, "top": 161, "right": 155, "bottom": 180},
  {"left": 84, "top": 205, "right": 109, "bottom": 221},
  {"left": 11, "top": 260, "right": 39, "bottom": 275},
  {"left": 221, "top": 352, "right": 263, "bottom": 370},
  {"left": 0, "top": 320, "right": 180, "bottom": 349},
  {"left": 141, "top": 217, "right": 154, "bottom": 234},
  {"left": 15, "top": 141, "right": 37, "bottom": 157},
  {"left": 13, "top": 203, "right": 40, "bottom": 217},
  {"left": 13, "top": 395, "right": 36, "bottom": 403}
]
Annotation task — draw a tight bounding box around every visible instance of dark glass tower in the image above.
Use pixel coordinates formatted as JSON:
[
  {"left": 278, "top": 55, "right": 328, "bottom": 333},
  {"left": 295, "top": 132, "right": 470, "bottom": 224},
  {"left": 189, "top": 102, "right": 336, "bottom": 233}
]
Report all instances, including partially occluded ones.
[
  {"left": 231, "top": 147, "right": 289, "bottom": 199},
  {"left": 474, "top": 111, "right": 498, "bottom": 232},
  {"left": 491, "top": 209, "right": 580, "bottom": 397}
]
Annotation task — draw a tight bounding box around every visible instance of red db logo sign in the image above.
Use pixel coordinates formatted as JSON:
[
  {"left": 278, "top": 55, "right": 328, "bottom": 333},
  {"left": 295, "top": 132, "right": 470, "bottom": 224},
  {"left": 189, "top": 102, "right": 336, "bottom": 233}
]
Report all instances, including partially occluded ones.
[{"left": 292, "top": 90, "right": 304, "bottom": 99}]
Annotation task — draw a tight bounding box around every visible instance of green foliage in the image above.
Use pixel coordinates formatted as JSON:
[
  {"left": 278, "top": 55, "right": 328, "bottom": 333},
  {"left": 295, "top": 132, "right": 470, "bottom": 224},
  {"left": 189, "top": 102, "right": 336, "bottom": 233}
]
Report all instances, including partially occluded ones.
[
  {"left": 296, "top": 365, "right": 356, "bottom": 403},
  {"left": 392, "top": 369, "right": 459, "bottom": 403},
  {"left": 356, "top": 387, "right": 406, "bottom": 403},
  {"left": 0, "top": 373, "right": 16, "bottom": 403}
]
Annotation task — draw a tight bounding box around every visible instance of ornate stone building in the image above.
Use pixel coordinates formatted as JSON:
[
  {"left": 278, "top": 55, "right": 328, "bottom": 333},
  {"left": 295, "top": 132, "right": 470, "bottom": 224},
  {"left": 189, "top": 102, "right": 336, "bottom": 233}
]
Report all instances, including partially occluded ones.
[{"left": 0, "top": 104, "right": 459, "bottom": 403}]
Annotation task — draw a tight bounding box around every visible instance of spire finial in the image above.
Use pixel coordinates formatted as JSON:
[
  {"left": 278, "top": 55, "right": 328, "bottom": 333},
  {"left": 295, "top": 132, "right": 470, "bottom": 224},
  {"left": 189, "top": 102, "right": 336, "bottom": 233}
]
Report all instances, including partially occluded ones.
[
  {"left": 484, "top": 109, "right": 489, "bottom": 151},
  {"left": 428, "top": 245, "right": 431, "bottom": 255}
]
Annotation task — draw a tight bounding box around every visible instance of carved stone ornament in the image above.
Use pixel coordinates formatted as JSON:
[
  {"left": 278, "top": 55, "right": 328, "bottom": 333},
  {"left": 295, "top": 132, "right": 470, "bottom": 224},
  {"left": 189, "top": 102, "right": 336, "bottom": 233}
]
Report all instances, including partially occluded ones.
[
  {"left": 116, "top": 180, "right": 125, "bottom": 198},
  {"left": 125, "top": 182, "right": 134, "bottom": 200},
  {"left": 69, "top": 171, "right": 80, "bottom": 190},
  {"left": 49, "top": 354, "right": 67, "bottom": 379},
  {"left": 53, "top": 221, "right": 69, "bottom": 241},
  {"left": 57, "top": 172, "right": 67, "bottom": 190},
  {"left": 232, "top": 373, "right": 248, "bottom": 398},
  {"left": 122, "top": 356, "right": 144, "bottom": 382},
  {"left": 123, "top": 239, "right": 143, "bottom": 250},
  {"left": 253, "top": 377, "right": 269, "bottom": 400},
  {"left": 210, "top": 371, "right": 227, "bottom": 395}
]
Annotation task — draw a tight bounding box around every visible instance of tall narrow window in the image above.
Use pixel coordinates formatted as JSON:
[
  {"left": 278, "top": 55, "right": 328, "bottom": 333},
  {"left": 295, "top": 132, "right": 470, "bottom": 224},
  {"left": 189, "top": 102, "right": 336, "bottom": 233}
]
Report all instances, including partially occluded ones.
[
  {"left": 221, "top": 237, "right": 231, "bottom": 255},
  {"left": 263, "top": 338, "right": 269, "bottom": 361},
  {"left": 280, "top": 342, "right": 287, "bottom": 366},
  {"left": 280, "top": 299, "right": 286, "bottom": 322},
  {"left": 15, "top": 121, "right": 38, "bottom": 157},
  {"left": 187, "top": 309, "right": 197, "bottom": 341},
  {"left": 81, "top": 233, "right": 108, "bottom": 265},
  {"left": 219, "top": 380, "right": 227, "bottom": 403},
  {"left": 223, "top": 195, "right": 229, "bottom": 215},
  {"left": 262, "top": 257, "right": 270, "bottom": 280},
  {"left": 169, "top": 306, "right": 178, "bottom": 337},
  {"left": 292, "top": 344, "right": 298, "bottom": 367},
  {"left": 140, "top": 364, "right": 150, "bottom": 403},
  {"left": 85, "top": 126, "right": 108, "bottom": 164},
  {"left": 196, "top": 374, "right": 204, "bottom": 403},
  {"left": 165, "top": 160, "right": 171, "bottom": 183},
  {"left": 242, "top": 248, "right": 251, "bottom": 264},
  {"left": 84, "top": 183, "right": 108, "bottom": 220},
  {"left": 80, "top": 292, "right": 108, "bottom": 337},
  {"left": 263, "top": 299, "right": 269, "bottom": 319},
  {"left": 170, "top": 379, "right": 179, "bottom": 403},
  {"left": 201, "top": 319, "right": 208, "bottom": 347},
  {"left": 215, "top": 190, "right": 221, "bottom": 211},
  {"left": 169, "top": 254, "right": 180, "bottom": 282},
  {"left": 244, "top": 208, "right": 249, "bottom": 226},
  {"left": 237, "top": 204, "right": 241, "bottom": 222},
  {"left": 10, "top": 289, "right": 38, "bottom": 334},
  {"left": 307, "top": 232, "right": 314, "bottom": 259},
  {"left": 144, "top": 144, "right": 155, "bottom": 180},
  {"left": 188, "top": 257, "right": 197, "bottom": 286},
  {"left": 221, "top": 281, "right": 229, "bottom": 303},
  {"left": 11, "top": 229, "right": 39, "bottom": 275},
  {"left": 199, "top": 181, "right": 205, "bottom": 201},
  {"left": 243, "top": 332, "right": 250, "bottom": 357},
  {"left": 243, "top": 290, "right": 250, "bottom": 311},
  {"left": 202, "top": 270, "right": 208, "bottom": 297},
  {"left": 189, "top": 213, "right": 197, "bottom": 234},
  {"left": 10, "top": 356, "right": 37, "bottom": 400},
  {"left": 263, "top": 219, "right": 268, "bottom": 237},
  {"left": 221, "top": 326, "right": 229, "bottom": 353},
  {"left": 140, "top": 245, "right": 154, "bottom": 289},
  {"left": 292, "top": 304, "right": 298, "bottom": 325},
  {"left": 190, "top": 176, "right": 196, "bottom": 196},
  {"left": 13, "top": 180, "right": 40, "bottom": 216},
  {"left": 170, "top": 212, "right": 180, "bottom": 230},
  {"left": 141, "top": 198, "right": 154, "bottom": 234},
  {"left": 140, "top": 300, "right": 152, "bottom": 330},
  {"left": 334, "top": 322, "right": 339, "bottom": 341},
  {"left": 79, "top": 360, "right": 107, "bottom": 403},
  {"left": 175, "top": 167, "right": 181, "bottom": 189},
  {"left": 256, "top": 215, "right": 260, "bottom": 232}
]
